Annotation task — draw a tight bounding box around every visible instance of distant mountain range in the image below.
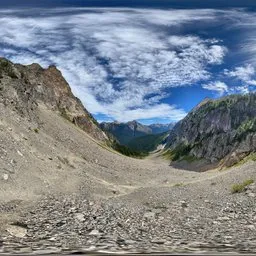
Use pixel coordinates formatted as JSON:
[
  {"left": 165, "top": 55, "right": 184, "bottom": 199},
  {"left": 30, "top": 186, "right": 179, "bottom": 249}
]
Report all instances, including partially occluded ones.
[{"left": 100, "top": 120, "right": 175, "bottom": 146}]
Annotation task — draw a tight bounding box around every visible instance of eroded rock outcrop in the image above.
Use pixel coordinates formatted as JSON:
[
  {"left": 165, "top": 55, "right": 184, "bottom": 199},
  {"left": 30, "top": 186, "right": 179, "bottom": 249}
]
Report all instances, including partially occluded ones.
[
  {"left": 165, "top": 93, "right": 256, "bottom": 168},
  {"left": 0, "top": 58, "right": 107, "bottom": 141}
]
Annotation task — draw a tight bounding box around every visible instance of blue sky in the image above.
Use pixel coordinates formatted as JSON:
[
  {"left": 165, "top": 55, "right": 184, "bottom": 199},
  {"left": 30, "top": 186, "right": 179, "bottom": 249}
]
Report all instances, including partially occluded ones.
[{"left": 0, "top": 1, "right": 256, "bottom": 124}]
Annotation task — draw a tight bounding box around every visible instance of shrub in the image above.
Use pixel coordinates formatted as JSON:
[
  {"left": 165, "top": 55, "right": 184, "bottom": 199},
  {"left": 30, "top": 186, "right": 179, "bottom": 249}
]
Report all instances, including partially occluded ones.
[
  {"left": 33, "top": 128, "right": 39, "bottom": 133},
  {"left": 231, "top": 179, "right": 254, "bottom": 193},
  {"left": 112, "top": 141, "right": 148, "bottom": 158},
  {"left": 174, "top": 183, "right": 184, "bottom": 187}
]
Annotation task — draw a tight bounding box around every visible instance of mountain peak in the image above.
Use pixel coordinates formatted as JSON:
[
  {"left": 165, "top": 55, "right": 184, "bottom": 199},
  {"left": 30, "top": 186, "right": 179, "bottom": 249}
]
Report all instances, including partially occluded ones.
[
  {"left": 166, "top": 92, "right": 256, "bottom": 170},
  {"left": 0, "top": 58, "right": 108, "bottom": 141}
]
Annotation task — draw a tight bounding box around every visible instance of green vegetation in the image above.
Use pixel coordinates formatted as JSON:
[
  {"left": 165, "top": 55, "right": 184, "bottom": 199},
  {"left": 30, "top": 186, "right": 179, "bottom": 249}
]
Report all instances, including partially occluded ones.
[
  {"left": 111, "top": 141, "right": 148, "bottom": 158},
  {"left": 233, "top": 152, "right": 256, "bottom": 167},
  {"left": 162, "top": 143, "right": 193, "bottom": 161},
  {"left": 33, "top": 128, "right": 39, "bottom": 133},
  {"left": 231, "top": 179, "right": 254, "bottom": 194},
  {"left": 162, "top": 149, "right": 174, "bottom": 160},
  {"left": 127, "top": 132, "right": 168, "bottom": 153},
  {"left": 180, "top": 154, "right": 199, "bottom": 163},
  {"left": 236, "top": 118, "right": 256, "bottom": 142},
  {"left": 162, "top": 144, "right": 201, "bottom": 163},
  {"left": 0, "top": 58, "right": 18, "bottom": 79},
  {"left": 194, "top": 94, "right": 253, "bottom": 120},
  {"left": 174, "top": 183, "right": 184, "bottom": 187},
  {"left": 59, "top": 107, "right": 72, "bottom": 122}
]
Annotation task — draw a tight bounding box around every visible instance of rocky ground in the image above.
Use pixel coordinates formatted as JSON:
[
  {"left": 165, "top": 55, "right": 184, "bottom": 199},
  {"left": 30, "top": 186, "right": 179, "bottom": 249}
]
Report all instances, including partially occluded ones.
[
  {"left": 0, "top": 102, "right": 256, "bottom": 254},
  {"left": 1, "top": 179, "right": 256, "bottom": 255}
]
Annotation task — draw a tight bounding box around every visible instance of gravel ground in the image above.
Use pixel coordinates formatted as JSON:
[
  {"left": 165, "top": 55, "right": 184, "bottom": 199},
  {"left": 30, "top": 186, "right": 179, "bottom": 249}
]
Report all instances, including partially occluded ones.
[
  {"left": 0, "top": 104, "right": 256, "bottom": 254},
  {"left": 1, "top": 181, "right": 256, "bottom": 255}
]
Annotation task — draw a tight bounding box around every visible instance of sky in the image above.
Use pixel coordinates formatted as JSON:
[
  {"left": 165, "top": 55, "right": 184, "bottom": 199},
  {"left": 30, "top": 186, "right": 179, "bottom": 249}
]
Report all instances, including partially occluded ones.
[{"left": 0, "top": 1, "right": 256, "bottom": 124}]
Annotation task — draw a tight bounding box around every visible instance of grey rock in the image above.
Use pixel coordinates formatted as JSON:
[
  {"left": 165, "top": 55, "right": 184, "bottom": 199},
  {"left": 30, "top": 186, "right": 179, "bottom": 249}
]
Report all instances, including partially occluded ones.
[
  {"left": 180, "top": 201, "right": 188, "bottom": 208},
  {"left": 2, "top": 173, "right": 9, "bottom": 181},
  {"left": 6, "top": 225, "right": 27, "bottom": 238},
  {"left": 89, "top": 229, "right": 101, "bottom": 236},
  {"left": 74, "top": 213, "right": 85, "bottom": 222},
  {"left": 143, "top": 212, "right": 155, "bottom": 219},
  {"left": 165, "top": 93, "right": 256, "bottom": 170},
  {"left": 151, "top": 239, "right": 166, "bottom": 244}
]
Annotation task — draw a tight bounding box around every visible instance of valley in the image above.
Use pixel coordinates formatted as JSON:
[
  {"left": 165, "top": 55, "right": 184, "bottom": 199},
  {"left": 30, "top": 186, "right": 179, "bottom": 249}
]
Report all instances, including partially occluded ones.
[{"left": 0, "top": 58, "right": 255, "bottom": 254}]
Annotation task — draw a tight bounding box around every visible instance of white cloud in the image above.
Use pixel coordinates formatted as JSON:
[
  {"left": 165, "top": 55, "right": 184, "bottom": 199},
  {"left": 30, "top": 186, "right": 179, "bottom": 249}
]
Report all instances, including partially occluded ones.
[
  {"left": 202, "top": 81, "right": 229, "bottom": 96},
  {"left": 229, "top": 85, "right": 250, "bottom": 94},
  {"left": 224, "top": 64, "right": 256, "bottom": 85},
  {"left": 0, "top": 8, "right": 229, "bottom": 122}
]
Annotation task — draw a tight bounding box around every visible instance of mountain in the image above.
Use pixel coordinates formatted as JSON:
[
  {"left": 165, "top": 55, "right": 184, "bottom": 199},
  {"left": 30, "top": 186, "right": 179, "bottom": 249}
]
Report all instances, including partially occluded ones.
[
  {"left": 165, "top": 93, "right": 256, "bottom": 170},
  {"left": 127, "top": 132, "right": 169, "bottom": 153},
  {"left": 100, "top": 120, "right": 174, "bottom": 145},
  {"left": 148, "top": 123, "right": 175, "bottom": 134},
  {"left": 1, "top": 58, "right": 256, "bottom": 254},
  {"left": 0, "top": 57, "right": 107, "bottom": 141}
]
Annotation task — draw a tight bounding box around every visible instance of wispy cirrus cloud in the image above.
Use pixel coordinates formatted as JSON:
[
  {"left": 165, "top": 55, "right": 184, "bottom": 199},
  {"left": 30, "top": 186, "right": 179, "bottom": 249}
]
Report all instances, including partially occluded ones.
[
  {"left": 0, "top": 8, "right": 252, "bottom": 122},
  {"left": 224, "top": 64, "right": 256, "bottom": 86},
  {"left": 202, "top": 81, "right": 229, "bottom": 96}
]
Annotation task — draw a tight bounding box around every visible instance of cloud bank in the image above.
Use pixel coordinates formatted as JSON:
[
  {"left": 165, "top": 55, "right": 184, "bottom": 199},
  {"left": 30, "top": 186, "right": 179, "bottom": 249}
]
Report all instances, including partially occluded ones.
[{"left": 0, "top": 8, "right": 254, "bottom": 122}]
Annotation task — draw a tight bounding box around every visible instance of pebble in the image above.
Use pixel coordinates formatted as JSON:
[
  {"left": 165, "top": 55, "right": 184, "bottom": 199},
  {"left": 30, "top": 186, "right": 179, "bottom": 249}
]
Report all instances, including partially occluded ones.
[
  {"left": 143, "top": 212, "right": 155, "bottom": 219},
  {"left": 180, "top": 201, "right": 188, "bottom": 208},
  {"left": 75, "top": 213, "right": 85, "bottom": 222},
  {"left": 89, "top": 229, "right": 101, "bottom": 236},
  {"left": 1, "top": 190, "right": 256, "bottom": 254},
  {"left": 3, "top": 173, "right": 9, "bottom": 181}
]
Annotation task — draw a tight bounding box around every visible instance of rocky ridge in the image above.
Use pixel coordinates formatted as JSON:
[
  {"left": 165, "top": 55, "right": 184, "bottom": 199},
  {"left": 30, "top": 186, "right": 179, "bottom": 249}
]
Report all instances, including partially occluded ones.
[
  {"left": 101, "top": 120, "right": 174, "bottom": 145},
  {"left": 0, "top": 58, "right": 255, "bottom": 254},
  {"left": 165, "top": 93, "right": 256, "bottom": 169},
  {"left": 0, "top": 58, "right": 107, "bottom": 141}
]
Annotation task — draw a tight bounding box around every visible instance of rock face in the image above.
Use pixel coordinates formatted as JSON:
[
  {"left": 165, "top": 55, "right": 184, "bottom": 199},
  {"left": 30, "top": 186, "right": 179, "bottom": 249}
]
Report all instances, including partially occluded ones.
[
  {"left": 0, "top": 58, "right": 107, "bottom": 141},
  {"left": 148, "top": 123, "right": 175, "bottom": 134},
  {"left": 165, "top": 93, "right": 256, "bottom": 168},
  {"left": 101, "top": 120, "right": 174, "bottom": 145}
]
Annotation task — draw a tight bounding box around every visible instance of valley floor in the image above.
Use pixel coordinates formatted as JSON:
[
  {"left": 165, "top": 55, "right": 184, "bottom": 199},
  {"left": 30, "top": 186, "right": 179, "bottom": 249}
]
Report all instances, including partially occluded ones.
[{"left": 0, "top": 104, "right": 256, "bottom": 254}]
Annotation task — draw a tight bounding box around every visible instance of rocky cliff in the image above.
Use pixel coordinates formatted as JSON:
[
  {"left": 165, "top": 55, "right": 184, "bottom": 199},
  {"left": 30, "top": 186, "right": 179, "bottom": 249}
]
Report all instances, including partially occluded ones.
[
  {"left": 0, "top": 58, "right": 107, "bottom": 141},
  {"left": 165, "top": 93, "right": 256, "bottom": 169}
]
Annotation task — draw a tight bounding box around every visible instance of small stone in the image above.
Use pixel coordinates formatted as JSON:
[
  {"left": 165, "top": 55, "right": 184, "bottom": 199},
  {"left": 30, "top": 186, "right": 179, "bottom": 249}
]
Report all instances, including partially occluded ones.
[
  {"left": 75, "top": 213, "right": 85, "bottom": 222},
  {"left": 18, "top": 247, "right": 32, "bottom": 253},
  {"left": 247, "top": 225, "right": 255, "bottom": 230},
  {"left": 17, "top": 150, "right": 23, "bottom": 157},
  {"left": 125, "top": 240, "right": 136, "bottom": 245},
  {"left": 151, "top": 239, "right": 166, "bottom": 244},
  {"left": 248, "top": 193, "right": 255, "bottom": 197},
  {"left": 10, "top": 159, "right": 16, "bottom": 165},
  {"left": 48, "top": 237, "right": 57, "bottom": 241},
  {"left": 152, "top": 208, "right": 163, "bottom": 214},
  {"left": 3, "top": 174, "right": 9, "bottom": 181},
  {"left": 143, "top": 212, "right": 155, "bottom": 219},
  {"left": 89, "top": 229, "right": 101, "bottom": 236},
  {"left": 217, "top": 216, "right": 230, "bottom": 221},
  {"left": 180, "top": 201, "right": 188, "bottom": 208}
]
